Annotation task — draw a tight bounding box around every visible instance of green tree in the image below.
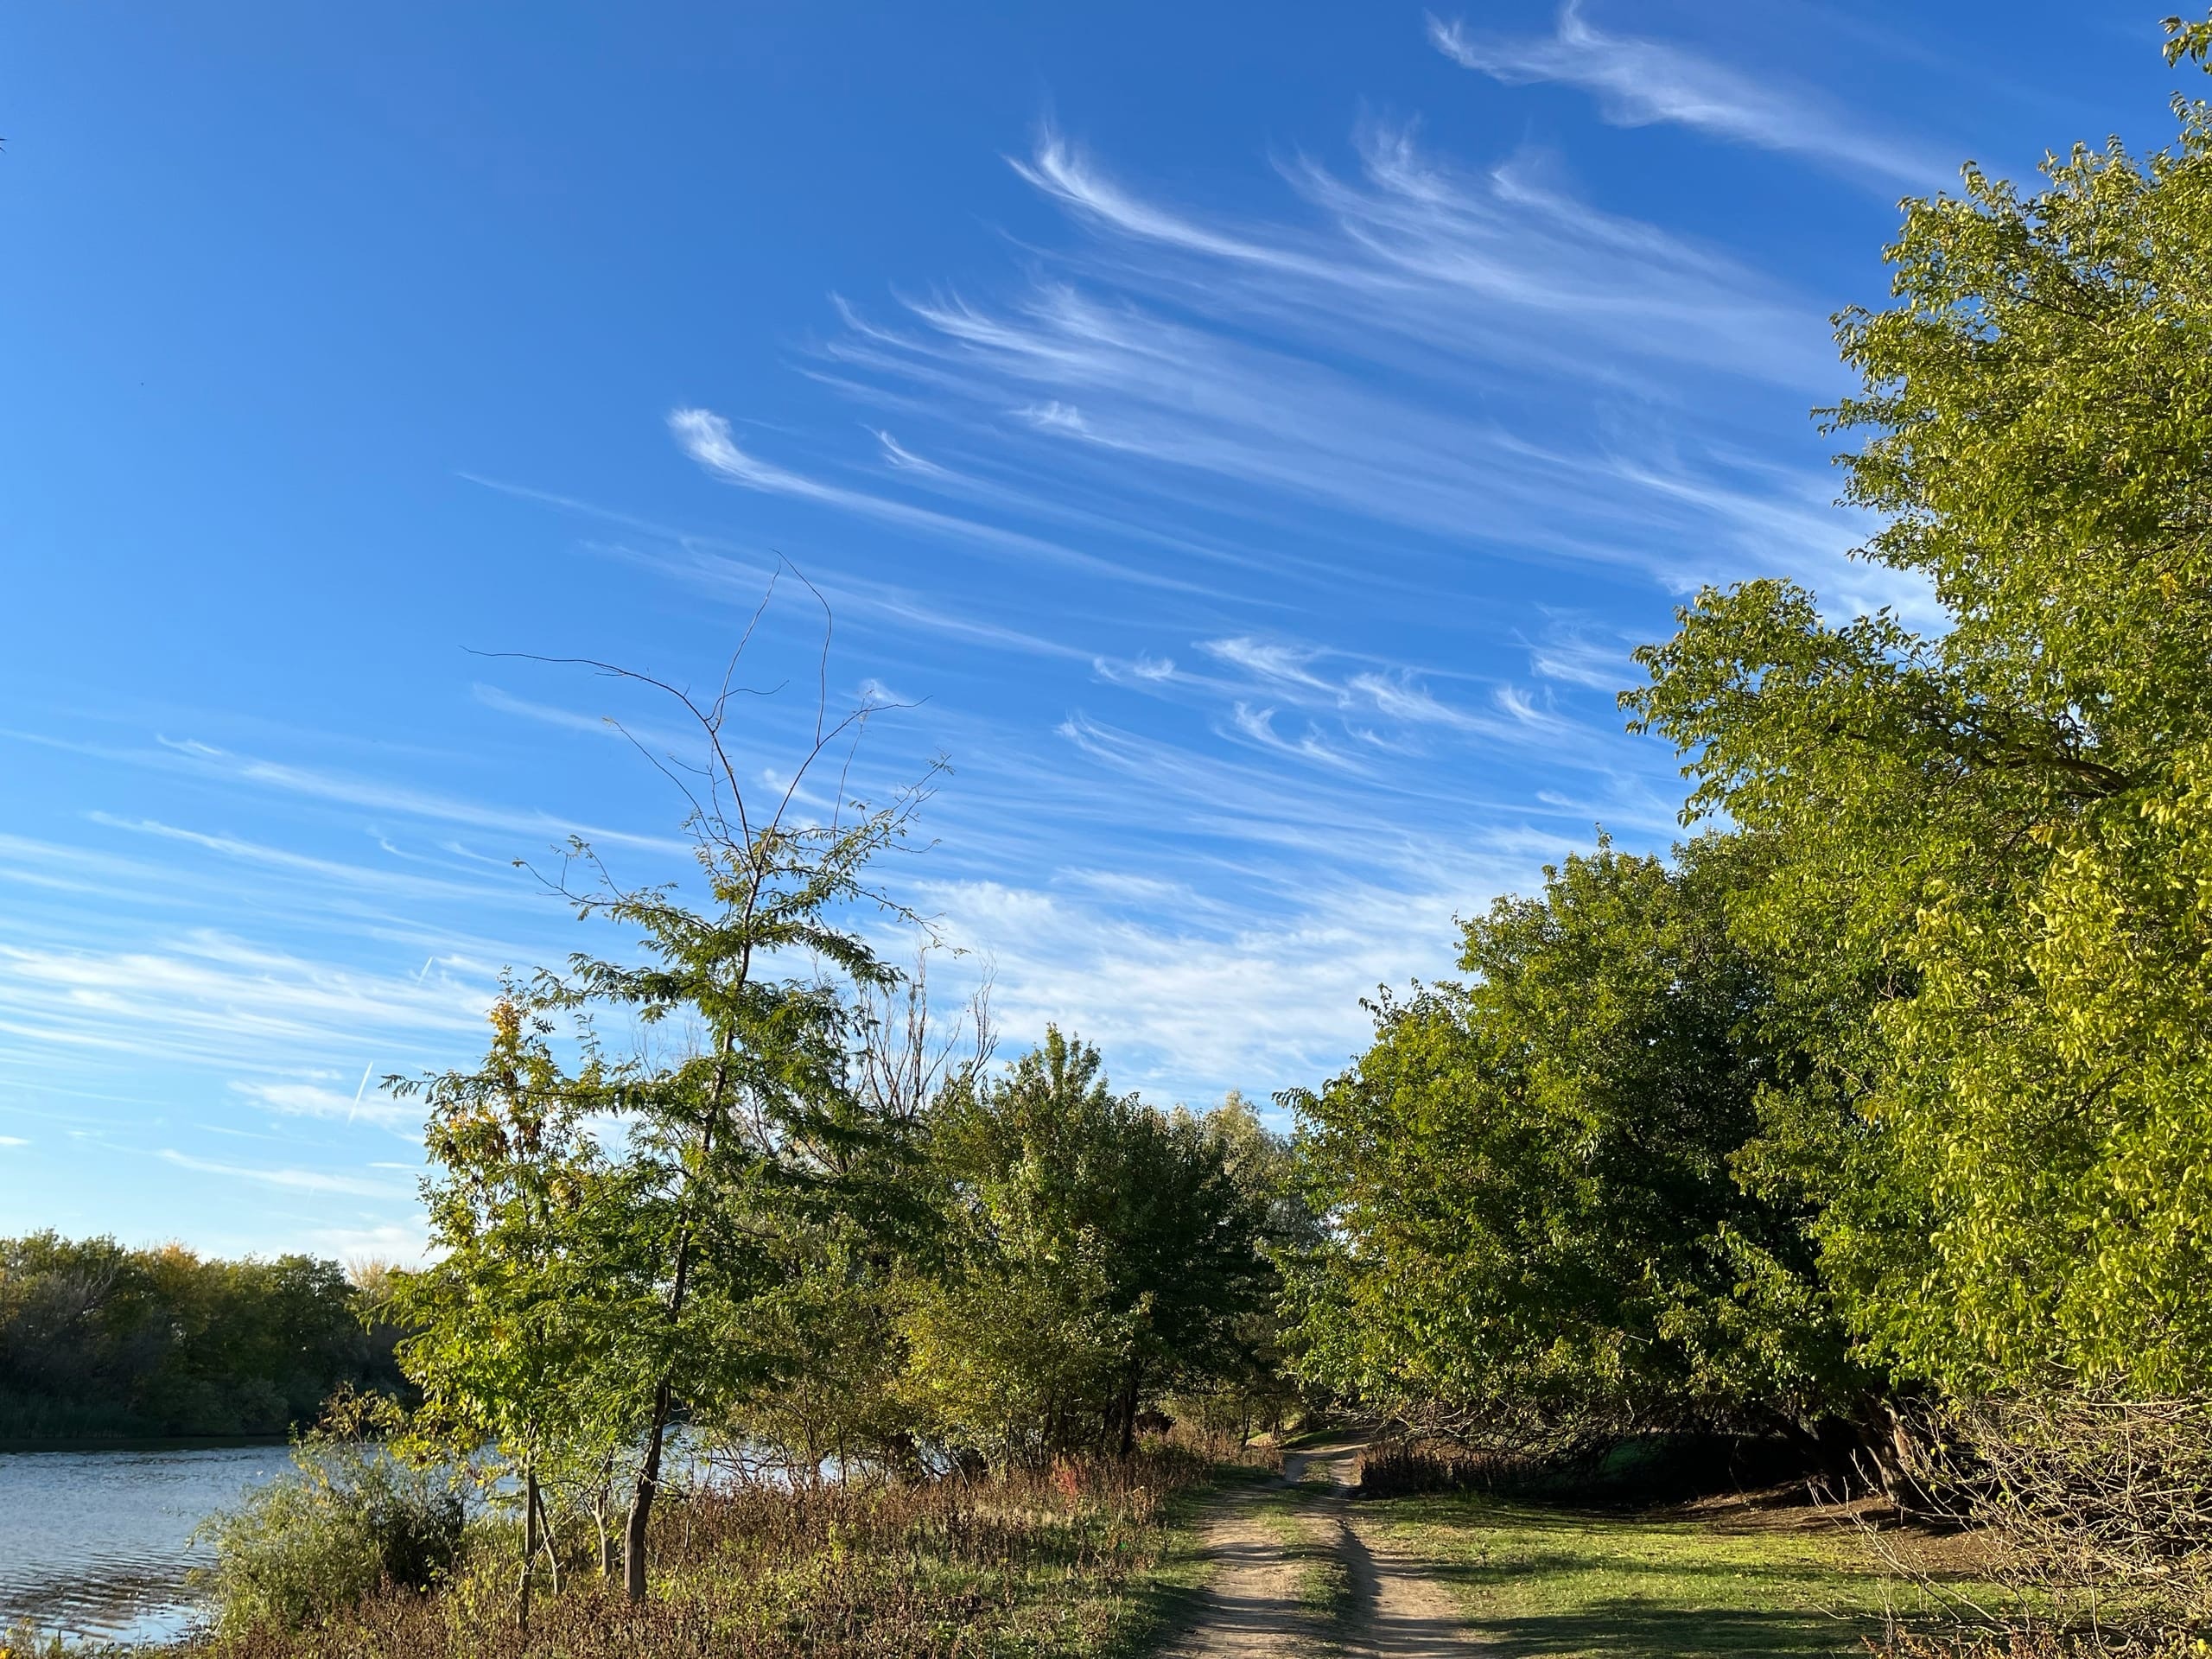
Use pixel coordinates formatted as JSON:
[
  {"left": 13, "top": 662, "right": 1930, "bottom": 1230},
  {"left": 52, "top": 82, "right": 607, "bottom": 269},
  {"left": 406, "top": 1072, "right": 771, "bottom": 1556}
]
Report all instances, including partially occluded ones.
[
  {"left": 1629, "top": 27, "right": 2212, "bottom": 1391},
  {"left": 717, "top": 964, "right": 986, "bottom": 1484},
  {"left": 558, "top": 807, "right": 925, "bottom": 1600},
  {"left": 391, "top": 620, "right": 936, "bottom": 1601},
  {"left": 1165, "top": 1092, "right": 1319, "bottom": 1442},
  {"left": 385, "top": 995, "right": 637, "bottom": 1622},
  {"left": 1290, "top": 838, "right": 1865, "bottom": 1437},
  {"left": 906, "top": 1029, "right": 1270, "bottom": 1465}
]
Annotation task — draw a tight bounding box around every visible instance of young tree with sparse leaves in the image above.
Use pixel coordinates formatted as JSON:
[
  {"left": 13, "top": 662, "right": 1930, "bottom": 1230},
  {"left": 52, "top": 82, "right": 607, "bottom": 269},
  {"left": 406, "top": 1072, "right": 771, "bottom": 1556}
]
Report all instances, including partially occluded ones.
[{"left": 395, "top": 590, "right": 938, "bottom": 1603}]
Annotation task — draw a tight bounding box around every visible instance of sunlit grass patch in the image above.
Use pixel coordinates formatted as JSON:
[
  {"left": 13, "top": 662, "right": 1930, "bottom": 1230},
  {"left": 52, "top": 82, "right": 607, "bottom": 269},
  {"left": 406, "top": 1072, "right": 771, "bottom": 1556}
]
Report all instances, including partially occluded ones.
[{"left": 1365, "top": 1491, "right": 1972, "bottom": 1659}]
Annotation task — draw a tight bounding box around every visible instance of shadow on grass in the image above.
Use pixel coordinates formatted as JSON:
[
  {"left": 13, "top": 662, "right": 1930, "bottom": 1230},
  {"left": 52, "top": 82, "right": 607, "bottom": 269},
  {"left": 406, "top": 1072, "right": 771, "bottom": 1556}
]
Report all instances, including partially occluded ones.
[
  {"left": 1421, "top": 1548, "right": 1885, "bottom": 1590},
  {"left": 1461, "top": 1599, "right": 1866, "bottom": 1656},
  {"left": 1377, "top": 1493, "right": 1900, "bottom": 1657}
]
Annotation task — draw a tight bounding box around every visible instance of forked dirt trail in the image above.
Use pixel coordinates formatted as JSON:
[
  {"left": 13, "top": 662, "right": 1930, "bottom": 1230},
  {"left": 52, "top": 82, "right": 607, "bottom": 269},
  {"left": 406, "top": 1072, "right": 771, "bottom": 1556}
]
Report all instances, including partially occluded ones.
[{"left": 1161, "top": 1442, "right": 1478, "bottom": 1657}]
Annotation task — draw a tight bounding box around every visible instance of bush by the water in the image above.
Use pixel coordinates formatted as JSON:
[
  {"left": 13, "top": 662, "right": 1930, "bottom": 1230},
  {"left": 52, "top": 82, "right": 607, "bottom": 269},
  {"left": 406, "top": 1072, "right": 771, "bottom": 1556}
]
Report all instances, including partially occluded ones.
[{"left": 194, "top": 1435, "right": 463, "bottom": 1635}]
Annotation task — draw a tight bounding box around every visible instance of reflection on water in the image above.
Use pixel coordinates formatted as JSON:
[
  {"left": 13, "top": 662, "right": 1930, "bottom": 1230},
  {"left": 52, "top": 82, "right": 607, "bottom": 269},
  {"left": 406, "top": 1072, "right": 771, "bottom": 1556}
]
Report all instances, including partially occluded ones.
[{"left": 0, "top": 1441, "right": 294, "bottom": 1643}]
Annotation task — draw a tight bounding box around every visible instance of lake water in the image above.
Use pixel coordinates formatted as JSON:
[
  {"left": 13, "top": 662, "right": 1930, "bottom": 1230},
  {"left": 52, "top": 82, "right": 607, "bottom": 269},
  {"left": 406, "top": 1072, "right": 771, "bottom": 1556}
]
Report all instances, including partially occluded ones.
[{"left": 0, "top": 1441, "right": 294, "bottom": 1643}]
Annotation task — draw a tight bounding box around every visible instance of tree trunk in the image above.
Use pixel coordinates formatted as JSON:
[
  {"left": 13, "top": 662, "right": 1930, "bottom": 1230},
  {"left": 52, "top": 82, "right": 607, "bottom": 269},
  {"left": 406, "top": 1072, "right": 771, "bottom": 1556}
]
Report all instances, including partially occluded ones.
[
  {"left": 520, "top": 1465, "right": 539, "bottom": 1630},
  {"left": 1117, "top": 1362, "right": 1142, "bottom": 1459},
  {"left": 624, "top": 1072, "right": 714, "bottom": 1603},
  {"left": 537, "top": 1479, "right": 563, "bottom": 1594},
  {"left": 625, "top": 1378, "right": 675, "bottom": 1601}
]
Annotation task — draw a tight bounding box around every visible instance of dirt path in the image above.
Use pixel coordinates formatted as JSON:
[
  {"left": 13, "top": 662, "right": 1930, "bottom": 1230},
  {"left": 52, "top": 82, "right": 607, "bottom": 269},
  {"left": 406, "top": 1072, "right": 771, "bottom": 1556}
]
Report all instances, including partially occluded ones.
[{"left": 1160, "top": 1443, "right": 1478, "bottom": 1657}]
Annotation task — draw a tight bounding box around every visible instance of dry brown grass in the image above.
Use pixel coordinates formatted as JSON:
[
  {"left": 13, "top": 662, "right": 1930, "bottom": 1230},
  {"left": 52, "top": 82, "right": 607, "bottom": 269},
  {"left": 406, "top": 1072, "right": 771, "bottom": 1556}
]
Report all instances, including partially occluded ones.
[{"left": 178, "top": 1448, "right": 1224, "bottom": 1659}]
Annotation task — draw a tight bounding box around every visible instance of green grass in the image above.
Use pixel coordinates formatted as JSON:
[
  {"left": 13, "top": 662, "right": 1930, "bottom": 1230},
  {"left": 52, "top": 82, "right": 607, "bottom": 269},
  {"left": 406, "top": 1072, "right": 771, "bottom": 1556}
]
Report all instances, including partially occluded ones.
[
  {"left": 1278, "top": 1422, "right": 1366, "bottom": 1451},
  {"left": 1294, "top": 1552, "right": 1354, "bottom": 1629},
  {"left": 1363, "top": 1491, "right": 1967, "bottom": 1659},
  {"left": 1253, "top": 1487, "right": 1353, "bottom": 1630}
]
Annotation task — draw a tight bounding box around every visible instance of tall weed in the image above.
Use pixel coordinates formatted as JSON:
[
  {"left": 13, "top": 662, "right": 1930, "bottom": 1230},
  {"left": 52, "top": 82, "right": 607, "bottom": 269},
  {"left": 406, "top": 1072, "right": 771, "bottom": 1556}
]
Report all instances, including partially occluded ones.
[{"left": 180, "top": 1445, "right": 1213, "bottom": 1658}]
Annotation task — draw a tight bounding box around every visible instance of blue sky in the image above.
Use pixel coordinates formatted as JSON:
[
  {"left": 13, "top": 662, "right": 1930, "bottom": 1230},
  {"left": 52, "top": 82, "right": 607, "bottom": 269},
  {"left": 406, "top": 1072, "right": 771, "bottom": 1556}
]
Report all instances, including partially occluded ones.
[{"left": 0, "top": 2, "right": 2190, "bottom": 1259}]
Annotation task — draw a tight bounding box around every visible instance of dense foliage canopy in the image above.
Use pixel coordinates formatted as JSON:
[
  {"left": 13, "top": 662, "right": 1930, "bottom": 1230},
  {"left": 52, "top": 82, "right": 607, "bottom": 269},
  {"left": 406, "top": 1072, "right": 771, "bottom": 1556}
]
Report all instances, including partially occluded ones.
[
  {"left": 905, "top": 1029, "right": 1275, "bottom": 1465},
  {"left": 1629, "top": 82, "right": 2212, "bottom": 1395},
  {"left": 1297, "top": 23, "right": 2212, "bottom": 1439},
  {"left": 1290, "top": 838, "right": 1864, "bottom": 1435}
]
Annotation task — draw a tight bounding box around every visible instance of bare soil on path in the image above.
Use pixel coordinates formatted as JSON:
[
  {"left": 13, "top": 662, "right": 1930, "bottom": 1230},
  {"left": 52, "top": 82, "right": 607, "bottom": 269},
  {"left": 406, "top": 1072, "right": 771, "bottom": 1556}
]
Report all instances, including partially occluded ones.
[{"left": 1160, "top": 1442, "right": 1478, "bottom": 1657}]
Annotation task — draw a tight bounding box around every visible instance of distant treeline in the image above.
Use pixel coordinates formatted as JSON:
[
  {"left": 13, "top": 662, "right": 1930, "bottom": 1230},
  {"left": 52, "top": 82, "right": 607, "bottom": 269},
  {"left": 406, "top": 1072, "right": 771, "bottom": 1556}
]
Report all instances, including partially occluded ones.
[{"left": 0, "top": 1233, "right": 403, "bottom": 1440}]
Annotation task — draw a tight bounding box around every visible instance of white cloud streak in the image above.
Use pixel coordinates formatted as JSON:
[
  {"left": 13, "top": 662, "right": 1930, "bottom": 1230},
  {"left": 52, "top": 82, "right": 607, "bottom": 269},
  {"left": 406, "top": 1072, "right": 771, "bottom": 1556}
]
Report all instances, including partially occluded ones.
[
  {"left": 668, "top": 407, "right": 1216, "bottom": 595},
  {"left": 157, "top": 1148, "right": 405, "bottom": 1199},
  {"left": 0, "top": 932, "right": 491, "bottom": 1080},
  {"left": 1427, "top": 5, "right": 1944, "bottom": 188},
  {"left": 231, "top": 1078, "right": 423, "bottom": 1132}
]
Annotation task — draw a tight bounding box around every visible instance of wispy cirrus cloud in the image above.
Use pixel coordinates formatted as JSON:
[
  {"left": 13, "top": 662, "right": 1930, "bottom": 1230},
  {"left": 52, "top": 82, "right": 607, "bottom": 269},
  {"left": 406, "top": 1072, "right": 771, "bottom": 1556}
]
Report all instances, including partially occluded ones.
[
  {"left": 1202, "top": 637, "right": 1337, "bottom": 695},
  {"left": 22, "top": 731, "right": 695, "bottom": 857},
  {"left": 997, "top": 121, "right": 1823, "bottom": 385},
  {"left": 1528, "top": 620, "right": 1637, "bottom": 692},
  {"left": 910, "top": 814, "right": 1589, "bottom": 1099},
  {"left": 1427, "top": 4, "right": 1946, "bottom": 188},
  {"left": 1194, "top": 633, "right": 1598, "bottom": 760},
  {"left": 668, "top": 406, "right": 1217, "bottom": 595},
  {"left": 157, "top": 1148, "right": 404, "bottom": 1199},
  {"left": 0, "top": 932, "right": 489, "bottom": 1077},
  {"left": 230, "top": 1077, "right": 422, "bottom": 1132},
  {"left": 794, "top": 118, "right": 1912, "bottom": 620}
]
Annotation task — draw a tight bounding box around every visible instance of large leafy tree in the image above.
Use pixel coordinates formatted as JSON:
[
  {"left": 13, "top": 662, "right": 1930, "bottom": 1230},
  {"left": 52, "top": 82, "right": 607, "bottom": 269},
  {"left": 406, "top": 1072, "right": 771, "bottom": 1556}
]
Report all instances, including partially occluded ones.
[
  {"left": 905, "top": 1029, "right": 1270, "bottom": 1465},
  {"left": 1291, "top": 838, "right": 1866, "bottom": 1436},
  {"left": 1629, "top": 28, "right": 2212, "bottom": 1391}
]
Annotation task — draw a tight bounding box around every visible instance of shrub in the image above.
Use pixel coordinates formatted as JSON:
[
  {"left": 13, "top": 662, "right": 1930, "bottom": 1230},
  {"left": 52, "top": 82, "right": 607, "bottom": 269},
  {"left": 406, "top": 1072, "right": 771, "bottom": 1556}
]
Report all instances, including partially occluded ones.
[
  {"left": 193, "top": 1437, "right": 463, "bottom": 1634},
  {"left": 1354, "top": 1434, "right": 1528, "bottom": 1497}
]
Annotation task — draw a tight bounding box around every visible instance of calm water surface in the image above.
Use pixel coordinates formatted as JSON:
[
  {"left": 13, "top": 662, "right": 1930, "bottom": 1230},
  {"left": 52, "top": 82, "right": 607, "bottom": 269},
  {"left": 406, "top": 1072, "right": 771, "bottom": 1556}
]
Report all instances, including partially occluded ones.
[{"left": 0, "top": 1442, "right": 293, "bottom": 1643}]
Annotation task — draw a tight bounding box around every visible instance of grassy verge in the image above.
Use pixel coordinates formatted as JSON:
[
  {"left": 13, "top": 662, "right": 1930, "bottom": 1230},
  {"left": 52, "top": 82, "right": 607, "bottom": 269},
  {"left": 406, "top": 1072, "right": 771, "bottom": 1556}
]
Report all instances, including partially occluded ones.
[
  {"left": 1253, "top": 1485, "right": 1352, "bottom": 1633},
  {"left": 1361, "top": 1491, "right": 1975, "bottom": 1659},
  {"left": 175, "top": 1449, "right": 1243, "bottom": 1659}
]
